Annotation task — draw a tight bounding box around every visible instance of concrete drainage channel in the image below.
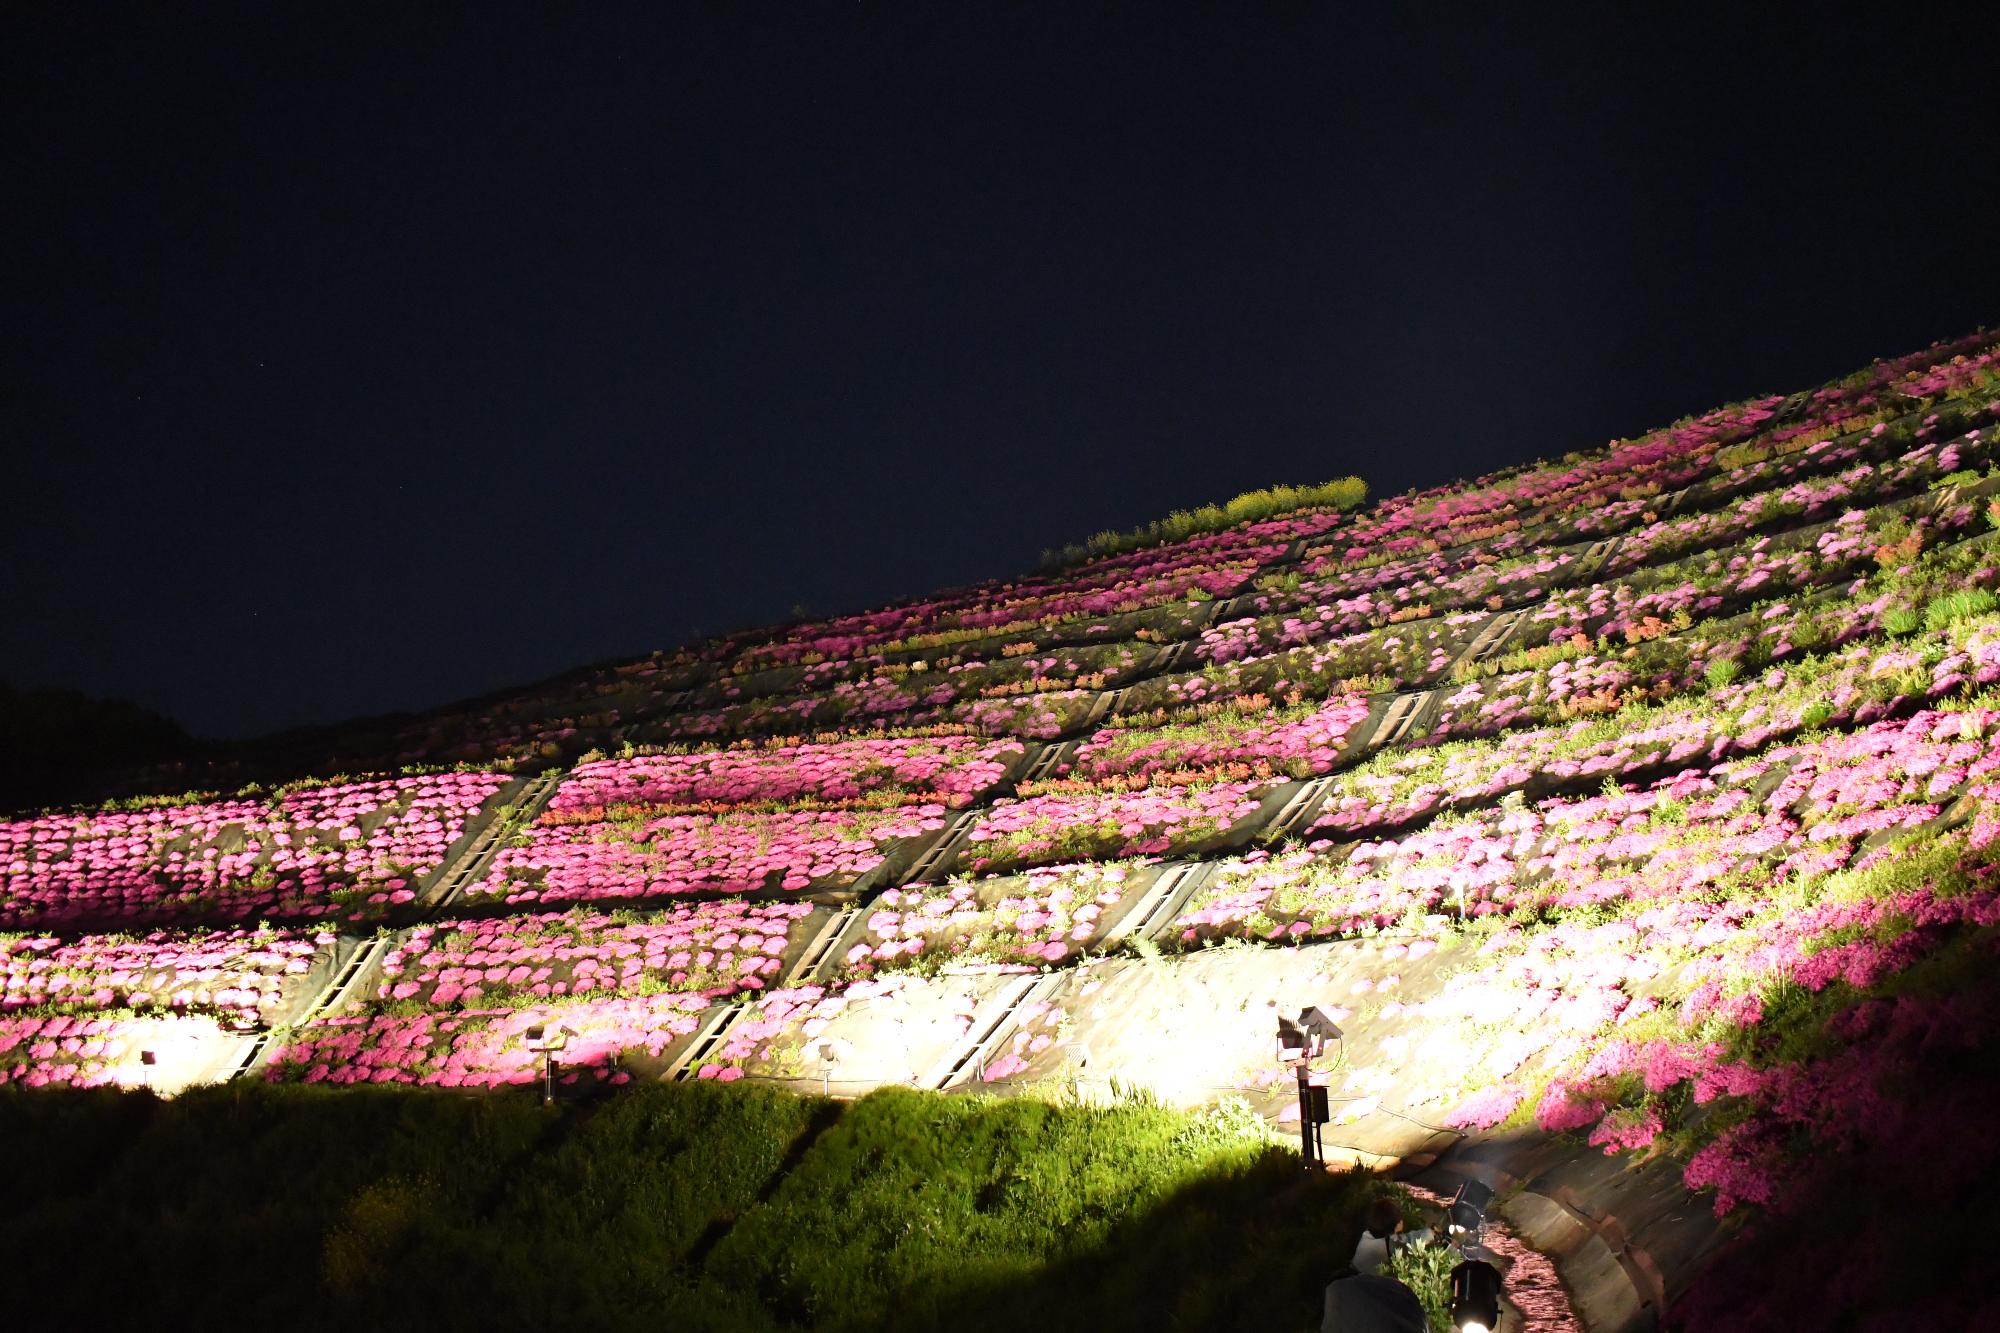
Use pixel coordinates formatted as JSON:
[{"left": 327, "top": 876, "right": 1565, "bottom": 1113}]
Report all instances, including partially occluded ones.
[{"left": 1414, "top": 1136, "right": 1730, "bottom": 1333}]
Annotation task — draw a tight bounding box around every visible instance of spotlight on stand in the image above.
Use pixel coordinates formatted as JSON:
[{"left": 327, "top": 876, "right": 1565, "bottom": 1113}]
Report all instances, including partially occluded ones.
[
  {"left": 523, "top": 1024, "right": 573, "bottom": 1106},
  {"left": 1448, "top": 1257, "right": 1502, "bottom": 1333},
  {"left": 812, "top": 1037, "right": 852, "bottom": 1097},
  {"left": 1274, "top": 1006, "right": 1342, "bottom": 1169},
  {"left": 1445, "top": 1179, "right": 1496, "bottom": 1248}
]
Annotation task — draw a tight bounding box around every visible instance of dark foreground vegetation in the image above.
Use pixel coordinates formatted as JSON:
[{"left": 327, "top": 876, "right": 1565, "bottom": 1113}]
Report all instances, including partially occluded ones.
[{"left": 0, "top": 1081, "right": 1370, "bottom": 1332}]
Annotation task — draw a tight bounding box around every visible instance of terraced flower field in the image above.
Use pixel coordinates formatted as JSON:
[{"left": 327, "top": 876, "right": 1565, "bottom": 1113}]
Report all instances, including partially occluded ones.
[{"left": 10, "top": 328, "right": 2000, "bottom": 1328}]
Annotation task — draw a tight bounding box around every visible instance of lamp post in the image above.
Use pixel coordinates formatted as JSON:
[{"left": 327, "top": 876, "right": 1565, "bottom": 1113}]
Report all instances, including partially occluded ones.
[
  {"left": 523, "top": 1024, "right": 573, "bottom": 1105},
  {"left": 1274, "top": 1006, "right": 1342, "bottom": 1169}
]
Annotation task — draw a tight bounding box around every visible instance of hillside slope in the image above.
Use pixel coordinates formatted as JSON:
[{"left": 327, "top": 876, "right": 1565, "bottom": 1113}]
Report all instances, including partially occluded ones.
[{"left": 7, "top": 329, "right": 2000, "bottom": 1329}]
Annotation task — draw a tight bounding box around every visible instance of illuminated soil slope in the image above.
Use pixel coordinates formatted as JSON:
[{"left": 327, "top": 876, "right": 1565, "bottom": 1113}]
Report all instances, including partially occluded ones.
[{"left": 8, "top": 329, "right": 2000, "bottom": 1329}]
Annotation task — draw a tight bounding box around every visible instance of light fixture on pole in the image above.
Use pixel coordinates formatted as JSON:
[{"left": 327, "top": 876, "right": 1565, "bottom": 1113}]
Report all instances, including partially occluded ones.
[
  {"left": 813, "top": 1037, "right": 852, "bottom": 1097},
  {"left": 523, "top": 1024, "right": 573, "bottom": 1105},
  {"left": 1274, "top": 1006, "right": 1341, "bottom": 1169}
]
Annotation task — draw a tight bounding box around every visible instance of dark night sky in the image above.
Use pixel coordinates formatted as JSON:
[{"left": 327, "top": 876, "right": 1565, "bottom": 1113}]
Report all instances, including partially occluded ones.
[{"left": 7, "top": 6, "right": 1998, "bottom": 740}]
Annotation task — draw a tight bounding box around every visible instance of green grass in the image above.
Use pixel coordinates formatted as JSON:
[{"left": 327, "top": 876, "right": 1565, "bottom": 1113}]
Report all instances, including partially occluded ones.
[
  {"left": 1041, "top": 476, "right": 1367, "bottom": 567},
  {"left": 0, "top": 1081, "right": 1372, "bottom": 1333}
]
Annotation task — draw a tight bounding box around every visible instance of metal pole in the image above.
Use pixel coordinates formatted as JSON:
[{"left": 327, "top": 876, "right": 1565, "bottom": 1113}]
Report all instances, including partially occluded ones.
[
  {"left": 543, "top": 1052, "right": 556, "bottom": 1106},
  {"left": 1296, "top": 1061, "right": 1317, "bottom": 1168}
]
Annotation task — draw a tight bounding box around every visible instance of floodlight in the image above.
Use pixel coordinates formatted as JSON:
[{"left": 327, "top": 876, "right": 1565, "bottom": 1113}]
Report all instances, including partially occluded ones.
[
  {"left": 523, "top": 1024, "right": 571, "bottom": 1053},
  {"left": 523, "top": 1024, "right": 575, "bottom": 1104},
  {"left": 1297, "top": 1006, "right": 1343, "bottom": 1048},
  {"left": 1448, "top": 1258, "right": 1501, "bottom": 1332},
  {"left": 1446, "top": 1179, "right": 1495, "bottom": 1242},
  {"left": 813, "top": 1037, "right": 852, "bottom": 1096},
  {"left": 1276, "top": 1015, "right": 1310, "bottom": 1064}
]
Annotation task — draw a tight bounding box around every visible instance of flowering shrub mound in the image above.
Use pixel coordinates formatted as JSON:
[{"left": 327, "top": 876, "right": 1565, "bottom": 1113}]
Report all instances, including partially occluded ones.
[
  {"left": 1313, "top": 606, "right": 2000, "bottom": 837},
  {"left": 1065, "top": 694, "right": 1372, "bottom": 785},
  {"left": 375, "top": 901, "right": 813, "bottom": 1006},
  {"left": 468, "top": 802, "right": 948, "bottom": 905},
  {"left": 547, "top": 735, "right": 1019, "bottom": 815},
  {"left": 0, "top": 772, "right": 509, "bottom": 929},
  {"left": 265, "top": 992, "right": 711, "bottom": 1088},
  {"left": 727, "top": 550, "right": 1275, "bottom": 671},
  {"left": 1180, "top": 705, "right": 2000, "bottom": 939},
  {"left": 2, "top": 925, "right": 327, "bottom": 1024},
  {"left": 0, "top": 1012, "right": 233, "bottom": 1088},
  {"left": 961, "top": 781, "right": 1267, "bottom": 875},
  {"left": 847, "top": 861, "right": 1153, "bottom": 971}
]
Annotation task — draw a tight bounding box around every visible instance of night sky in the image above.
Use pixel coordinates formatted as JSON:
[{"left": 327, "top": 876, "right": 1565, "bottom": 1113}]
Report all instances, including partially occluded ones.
[{"left": 8, "top": 6, "right": 1998, "bottom": 741}]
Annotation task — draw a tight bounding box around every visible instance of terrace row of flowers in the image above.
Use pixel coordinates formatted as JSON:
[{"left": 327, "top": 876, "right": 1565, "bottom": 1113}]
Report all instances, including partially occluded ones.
[
  {"left": 263, "top": 995, "right": 707, "bottom": 1088},
  {"left": 1128, "top": 612, "right": 1481, "bottom": 715},
  {"left": 474, "top": 762, "right": 1265, "bottom": 924},
  {"left": 1517, "top": 493, "right": 1989, "bottom": 654},
  {"left": 1302, "top": 333, "right": 1995, "bottom": 566},
  {"left": 1210, "top": 409, "right": 1997, "bottom": 665},
  {"left": 0, "top": 1012, "right": 232, "bottom": 1089},
  {"left": 263, "top": 971, "right": 914, "bottom": 1089},
  {"left": 1188, "top": 449, "right": 1998, "bottom": 715},
  {"left": 0, "top": 771, "right": 510, "bottom": 930},
  {"left": 1, "top": 925, "right": 328, "bottom": 1025},
  {"left": 1443, "top": 378, "right": 1989, "bottom": 554},
  {"left": 1593, "top": 415, "right": 1994, "bottom": 578},
  {"left": 1381, "top": 523, "right": 2000, "bottom": 750},
  {"left": 842, "top": 860, "right": 1152, "bottom": 972},
  {"left": 544, "top": 734, "right": 1022, "bottom": 817},
  {"left": 373, "top": 900, "right": 815, "bottom": 1007},
  {"left": 956, "top": 778, "right": 1269, "bottom": 877},
  {"left": 1174, "top": 703, "right": 2000, "bottom": 941},
  {"left": 464, "top": 802, "right": 949, "bottom": 907},
  {"left": 697, "top": 639, "right": 1158, "bottom": 716},
  {"left": 1310, "top": 602, "right": 2000, "bottom": 839},
  {"left": 722, "top": 549, "right": 1276, "bottom": 672},
  {"left": 1056, "top": 692, "right": 1375, "bottom": 787}
]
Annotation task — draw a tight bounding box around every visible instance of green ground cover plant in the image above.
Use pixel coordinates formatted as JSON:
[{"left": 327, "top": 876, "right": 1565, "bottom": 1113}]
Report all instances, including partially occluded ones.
[{"left": 0, "top": 1080, "right": 1372, "bottom": 1333}]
